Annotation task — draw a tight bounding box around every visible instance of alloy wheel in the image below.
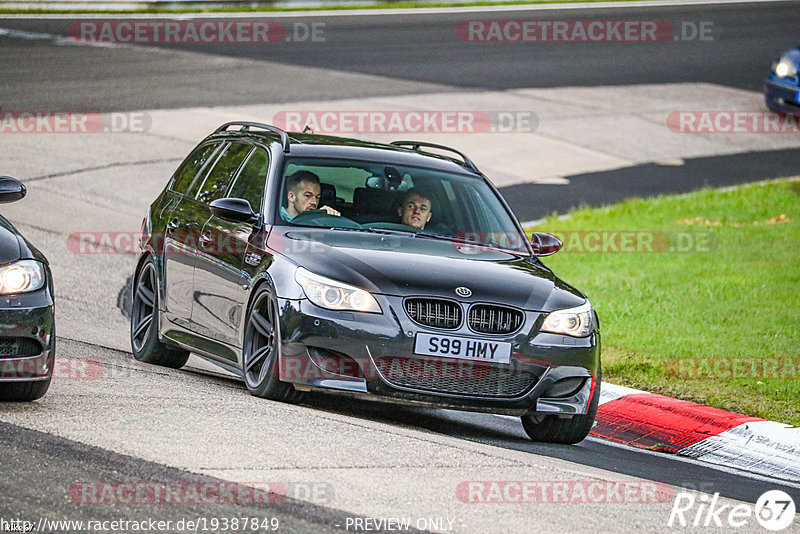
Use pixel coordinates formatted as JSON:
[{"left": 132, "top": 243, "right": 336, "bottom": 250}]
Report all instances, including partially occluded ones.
[{"left": 131, "top": 262, "right": 157, "bottom": 352}]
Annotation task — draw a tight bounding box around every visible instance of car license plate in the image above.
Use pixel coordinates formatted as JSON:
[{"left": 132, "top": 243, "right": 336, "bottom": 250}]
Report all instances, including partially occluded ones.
[{"left": 414, "top": 333, "right": 511, "bottom": 364}]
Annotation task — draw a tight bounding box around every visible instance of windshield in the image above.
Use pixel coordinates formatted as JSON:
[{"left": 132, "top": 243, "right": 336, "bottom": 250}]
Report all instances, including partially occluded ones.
[{"left": 275, "top": 157, "right": 530, "bottom": 254}]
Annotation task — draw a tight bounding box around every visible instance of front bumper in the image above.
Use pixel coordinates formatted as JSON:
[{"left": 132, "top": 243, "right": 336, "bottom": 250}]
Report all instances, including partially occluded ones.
[
  {"left": 275, "top": 296, "right": 600, "bottom": 416},
  {"left": 0, "top": 289, "right": 55, "bottom": 382},
  {"left": 764, "top": 77, "right": 800, "bottom": 117}
]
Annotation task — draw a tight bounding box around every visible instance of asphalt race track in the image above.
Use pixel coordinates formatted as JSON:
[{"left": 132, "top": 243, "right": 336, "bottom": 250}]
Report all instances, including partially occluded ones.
[
  {"left": 1, "top": 1, "right": 800, "bottom": 532},
  {"left": 2, "top": 1, "right": 800, "bottom": 106}
]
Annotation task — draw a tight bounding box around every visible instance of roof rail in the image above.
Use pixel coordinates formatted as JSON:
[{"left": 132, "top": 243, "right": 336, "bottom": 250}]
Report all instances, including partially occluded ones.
[
  {"left": 390, "top": 141, "right": 480, "bottom": 174},
  {"left": 215, "top": 122, "right": 290, "bottom": 152}
]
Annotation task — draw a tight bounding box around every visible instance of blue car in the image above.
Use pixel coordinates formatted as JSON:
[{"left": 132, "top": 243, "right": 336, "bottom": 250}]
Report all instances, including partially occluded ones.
[{"left": 765, "top": 44, "right": 800, "bottom": 117}]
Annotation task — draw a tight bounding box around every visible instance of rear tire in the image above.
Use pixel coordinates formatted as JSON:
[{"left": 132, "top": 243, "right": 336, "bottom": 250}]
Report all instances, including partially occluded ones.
[
  {"left": 521, "top": 368, "right": 601, "bottom": 444},
  {"left": 130, "top": 257, "right": 189, "bottom": 369},
  {"left": 242, "top": 286, "right": 302, "bottom": 403}
]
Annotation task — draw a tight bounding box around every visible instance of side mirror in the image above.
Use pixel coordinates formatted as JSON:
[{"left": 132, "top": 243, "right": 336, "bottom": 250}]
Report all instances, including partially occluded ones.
[
  {"left": 0, "top": 176, "right": 27, "bottom": 204},
  {"left": 530, "top": 232, "right": 562, "bottom": 256},
  {"left": 209, "top": 198, "right": 258, "bottom": 224}
]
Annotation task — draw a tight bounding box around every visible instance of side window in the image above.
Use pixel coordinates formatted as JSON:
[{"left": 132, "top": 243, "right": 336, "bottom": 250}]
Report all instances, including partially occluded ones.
[
  {"left": 170, "top": 143, "right": 221, "bottom": 195},
  {"left": 195, "top": 143, "right": 253, "bottom": 205},
  {"left": 228, "top": 147, "right": 269, "bottom": 213}
]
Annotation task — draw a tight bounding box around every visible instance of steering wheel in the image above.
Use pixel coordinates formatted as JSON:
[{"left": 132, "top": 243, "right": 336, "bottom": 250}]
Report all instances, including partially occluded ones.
[{"left": 289, "top": 209, "right": 360, "bottom": 228}]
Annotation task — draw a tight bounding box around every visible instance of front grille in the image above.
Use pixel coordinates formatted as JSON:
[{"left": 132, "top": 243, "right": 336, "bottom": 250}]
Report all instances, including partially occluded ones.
[
  {"left": 405, "top": 298, "right": 461, "bottom": 330},
  {"left": 374, "top": 356, "right": 538, "bottom": 398},
  {"left": 0, "top": 337, "right": 43, "bottom": 358},
  {"left": 468, "top": 305, "right": 524, "bottom": 335}
]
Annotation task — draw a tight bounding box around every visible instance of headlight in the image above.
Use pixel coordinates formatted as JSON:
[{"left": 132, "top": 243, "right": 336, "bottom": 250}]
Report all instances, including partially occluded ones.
[
  {"left": 774, "top": 57, "right": 798, "bottom": 78},
  {"left": 541, "top": 301, "right": 594, "bottom": 338},
  {"left": 295, "top": 267, "right": 381, "bottom": 314},
  {"left": 0, "top": 260, "right": 45, "bottom": 295}
]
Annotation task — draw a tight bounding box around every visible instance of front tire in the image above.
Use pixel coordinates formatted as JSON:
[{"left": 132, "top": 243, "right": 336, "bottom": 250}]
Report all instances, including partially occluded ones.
[
  {"left": 0, "top": 328, "right": 55, "bottom": 402},
  {"left": 521, "top": 369, "right": 601, "bottom": 444},
  {"left": 242, "top": 286, "right": 302, "bottom": 403},
  {"left": 0, "top": 376, "right": 52, "bottom": 402},
  {"left": 130, "top": 257, "right": 189, "bottom": 369}
]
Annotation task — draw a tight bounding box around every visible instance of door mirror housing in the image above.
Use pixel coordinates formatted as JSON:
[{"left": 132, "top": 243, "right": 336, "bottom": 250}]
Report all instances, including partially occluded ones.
[
  {"left": 0, "top": 176, "right": 27, "bottom": 204},
  {"left": 209, "top": 198, "right": 258, "bottom": 224},
  {"left": 530, "top": 232, "right": 562, "bottom": 256}
]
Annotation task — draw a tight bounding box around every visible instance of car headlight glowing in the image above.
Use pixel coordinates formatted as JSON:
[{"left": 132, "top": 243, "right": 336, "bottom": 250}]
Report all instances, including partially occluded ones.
[
  {"left": 541, "top": 302, "right": 594, "bottom": 338},
  {"left": 0, "top": 260, "right": 45, "bottom": 295},
  {"left": 295, "top": 267, "right": 381, "bottom": 313},
  {"left": 774, "top": 57, "right": 798, "bottom": 78}
]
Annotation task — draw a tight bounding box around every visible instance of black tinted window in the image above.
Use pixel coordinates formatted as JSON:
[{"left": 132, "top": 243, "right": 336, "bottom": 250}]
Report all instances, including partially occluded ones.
[
  {"left": 170, "top": 143, "right": 220, "bottom": 195},
  {"left": 278, "top": 157, "right": 529, "bottom": 253},
  {"left": 228, "top": 147, "right": 269, "bottom": 213},
  {"left": 196, "top": 143, "right": 252, "bottom": 204}
]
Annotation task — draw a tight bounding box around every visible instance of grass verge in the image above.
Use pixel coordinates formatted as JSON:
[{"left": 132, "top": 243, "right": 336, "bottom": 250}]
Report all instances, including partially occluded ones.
[{"left": 528, "top": 177, "right": 800, "bottom": 426}]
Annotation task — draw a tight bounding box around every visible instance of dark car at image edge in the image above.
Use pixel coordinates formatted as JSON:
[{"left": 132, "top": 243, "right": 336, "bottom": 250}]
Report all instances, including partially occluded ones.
[
  {"left": 0, "top": 176, "right": 56, "bottom": 402},
  {"left": 765, "top": 43, "right": 800, "bottom": 117},
  {"left": 130, "top": 122, "right": 601, "bottom": 444}
]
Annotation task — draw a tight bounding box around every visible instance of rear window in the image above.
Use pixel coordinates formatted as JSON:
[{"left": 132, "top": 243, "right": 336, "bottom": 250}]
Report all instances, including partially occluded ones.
[
  {"left": 170, "top": 142, "right": 222, "bottom": 196},
  {"left": 228, "top": 147, "right": 270, "bottom": 213},
  {"left": 195, "top": 143, "right": 253, "bottom": 204}
]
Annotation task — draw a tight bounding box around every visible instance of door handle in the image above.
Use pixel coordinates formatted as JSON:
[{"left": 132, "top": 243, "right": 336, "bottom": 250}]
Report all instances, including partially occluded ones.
[
  {"left": 166, "top": 218, "right": 179, "bottom": 233},
  {"left": 199, "top": 231, "right": 213, "bottom": 248}
]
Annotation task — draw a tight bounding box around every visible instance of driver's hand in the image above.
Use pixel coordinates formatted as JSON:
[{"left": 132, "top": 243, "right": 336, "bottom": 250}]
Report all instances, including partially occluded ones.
[{"left": 320, "top": 205, "right": 340, "bottom": 217}]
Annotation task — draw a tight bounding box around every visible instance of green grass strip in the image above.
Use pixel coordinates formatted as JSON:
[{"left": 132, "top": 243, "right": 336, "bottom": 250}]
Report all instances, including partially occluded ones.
[{"left": 527, "top": 177, "right": 800, "bottom": 426}]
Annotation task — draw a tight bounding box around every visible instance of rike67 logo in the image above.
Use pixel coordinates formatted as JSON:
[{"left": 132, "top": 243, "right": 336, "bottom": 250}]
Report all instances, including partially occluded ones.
[{"left": 669, "top": 490, "right": 796, "bottom": 531}]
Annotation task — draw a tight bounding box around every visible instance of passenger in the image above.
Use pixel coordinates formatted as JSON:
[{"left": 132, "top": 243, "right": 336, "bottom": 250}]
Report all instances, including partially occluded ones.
[
  {"left": 281, "top": 170, "right": 340, "bottom": 221},
  {"left": 397, "top": 188, "right": 432, "bottom": 230}
]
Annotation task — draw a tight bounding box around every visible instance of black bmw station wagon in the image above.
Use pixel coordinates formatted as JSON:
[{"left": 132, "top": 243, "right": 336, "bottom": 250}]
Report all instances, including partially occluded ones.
[{"left": 131, "top": 122, "right": 600, "bottom": 444}]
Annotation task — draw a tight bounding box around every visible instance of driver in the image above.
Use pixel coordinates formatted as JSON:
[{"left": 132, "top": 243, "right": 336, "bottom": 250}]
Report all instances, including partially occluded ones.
[
  {"left": 397, "top": 188, "right": 432, "bottom": 230},
  {"left": 281, "top": 170, "right": 340, "bottom": 221}
]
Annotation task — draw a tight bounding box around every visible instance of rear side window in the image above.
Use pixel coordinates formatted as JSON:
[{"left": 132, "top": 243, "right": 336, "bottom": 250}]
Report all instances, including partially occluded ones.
[
  {"left": 170, "top": 143, "right": 221, "bottom": 195},
  {"left": 228, "top": 147, "right": 269, "bottom": 213},
  {"left": 195, "top": 143, "right": 253, "bottom": 204}
]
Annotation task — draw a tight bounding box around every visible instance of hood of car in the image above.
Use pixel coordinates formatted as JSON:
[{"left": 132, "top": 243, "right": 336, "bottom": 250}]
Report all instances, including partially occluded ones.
[
  {"left": 276, "top": 228, "right": 586, "bottom": 311},
  {"left": 0, "top": 214, "right": 46, "bottom": 265}
]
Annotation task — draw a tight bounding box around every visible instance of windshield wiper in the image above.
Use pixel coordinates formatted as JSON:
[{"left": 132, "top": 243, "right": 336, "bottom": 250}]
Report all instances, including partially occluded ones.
[{"left": 413, "top": 231, "right": 469, "bottom": 243}]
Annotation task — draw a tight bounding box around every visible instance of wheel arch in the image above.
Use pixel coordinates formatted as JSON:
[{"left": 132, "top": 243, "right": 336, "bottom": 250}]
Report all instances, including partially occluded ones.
[
  {"left": 238, "top": 269, "right": 279, "bottom": 354},
  {"left": 133, "top": 252, "right": 165, "bottom": 312},
  {"left": 237, "top": 256, "right": 301, "bottom": 362}
]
